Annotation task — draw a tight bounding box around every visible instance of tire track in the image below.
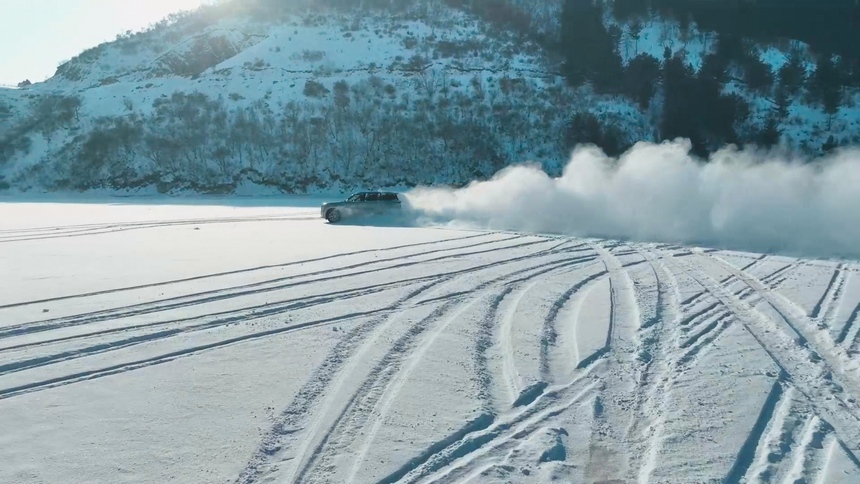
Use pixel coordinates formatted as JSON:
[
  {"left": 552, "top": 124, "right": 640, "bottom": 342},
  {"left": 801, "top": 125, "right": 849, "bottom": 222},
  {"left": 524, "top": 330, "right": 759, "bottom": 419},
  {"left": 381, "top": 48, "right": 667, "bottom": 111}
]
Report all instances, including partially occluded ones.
[
  {"left": 0, "top": 213, "right": 302, "bottom": 235},
  {"left": 0, "top": 231, "right": 500, "bottom": 309},
  {"left": 0, "top": 276, "right": 422, "bottom": 354},
  {"left": 632, "top": 250, "right": 735, "bottom": 376},
  {"left": 235, "top": 276, "right": 452, "bottom": 484},
  {"left": 740, "top": 254, "right": 769, "bottom": 272},
  {"left": 678, "top": 301, "right": 721, "bottom": 329},
  {"left": 11, "top": 209, "right": 860, "bottom": 484},
  {"left": 704, "top": 253, "right": 860, "bottom": 393},
  {"left": 720, "top": 258, "right": 807, "bottom": 297},
  {"left": 814, "top": 431, "right": 860, "bottom": 484},
  {"left": 746, "top": 382, "right": 801, "bottom": 482},
  {"left": 240, "top": 244, "right": 586, "bottom": 484},
  {"left": 3, "top": 233, "right": 524, "bottom": 327},
  {"left": 784, "top": 414, "right": 826, "bottom": 484},
  {"left": 814, "top": 264, "right": 848, "bottom": 328},
  {"left": 593, "top": 242, "right": 642, "bottom": 353},
  {"left": 342, "top": 296, "right": 485, "bottom": 484},
  {"left": 760, "top": 259, "right": 807, "bottom": 289},
  {"left": 620, "top": 246, "right": 685, "bottom": 484},
  {"left": 538, "top": 266, "right": 610, "bottom": 382},
  {"left": 474, "top": 251, "right": 602, "bottom": 412},
  {"left": 681, "top": 291, "right": 706, "bottom": 308},
  {"left": 1, "top": 244, "right": 582, "bottom": 402},
  {"left": 718, "top": 254, "right": 767, "bottom": 285},
  {"left": 1, "top": 243, "right": 587, "bottom": 379},
  {"left": 664, "top": 254, "right": 860, "bottom": 462},
  {"left": 292, "top": 253, "right": 592, "bottom": 484},
  {"left": 0, "top": 307, "right": 391, "bottom": 401},
  {"left": 835, "top": 302, "right": 860, "bottom": 347},
  {"left": 0, "top": 214, "right": 318, "bottom": 243},
  {"left": 0, "top": 235, "right": 542, "bottom": 339},
  {"left": 498, "top": 280, "right": 540, "bottom": 405},
  {"left": 733, "top": 381, "right": 840, "bottom": 484},
  {"left": 473, "top": 285, "right": 515, "bottom": 411},
  {"left": 0, "top": 283, "right": 404, "bottom": 377},
  {"left": 387, "top": 362, "right": 603, "bottom": 484},
  {"left": 582, "top": 241, "right": 644, "bottom": 483},
  {"left": 676, "top": 313, "right": 734, "bottom": 368},
  {"left": 723, "top": 378, "right": 789, "bottom": 483}
]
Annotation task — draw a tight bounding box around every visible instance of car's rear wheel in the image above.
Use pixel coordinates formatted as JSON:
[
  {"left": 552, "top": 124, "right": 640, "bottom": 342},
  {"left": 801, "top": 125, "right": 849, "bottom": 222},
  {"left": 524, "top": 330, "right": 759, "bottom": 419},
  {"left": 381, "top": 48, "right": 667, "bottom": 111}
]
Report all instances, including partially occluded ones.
[{"left": 326, "top": 208, "right": 341, "bottom": 223}]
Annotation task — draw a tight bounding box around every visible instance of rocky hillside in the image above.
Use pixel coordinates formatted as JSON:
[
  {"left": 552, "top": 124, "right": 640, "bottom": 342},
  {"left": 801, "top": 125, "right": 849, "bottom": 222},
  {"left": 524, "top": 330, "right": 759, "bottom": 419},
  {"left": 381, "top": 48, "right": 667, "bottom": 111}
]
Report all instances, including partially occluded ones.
[{"left": 0, "top": 0, "right": 857, "bottom": 194}]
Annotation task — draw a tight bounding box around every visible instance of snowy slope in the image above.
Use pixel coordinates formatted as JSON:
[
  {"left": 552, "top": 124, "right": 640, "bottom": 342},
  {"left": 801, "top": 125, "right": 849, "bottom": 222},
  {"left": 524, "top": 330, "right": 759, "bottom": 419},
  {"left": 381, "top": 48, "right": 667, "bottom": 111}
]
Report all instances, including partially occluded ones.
[
  {"left": 2, "top": 199, "right": 860, "bottom": 483},
  {"left": 2, "top": 1, "right": 646, "bottom": 193},
  {"left": 607, "top": 14, "right": 860, "bottom": 151},
  {"left": 1, "top": 0, "right": 857, "bottom": 194}
]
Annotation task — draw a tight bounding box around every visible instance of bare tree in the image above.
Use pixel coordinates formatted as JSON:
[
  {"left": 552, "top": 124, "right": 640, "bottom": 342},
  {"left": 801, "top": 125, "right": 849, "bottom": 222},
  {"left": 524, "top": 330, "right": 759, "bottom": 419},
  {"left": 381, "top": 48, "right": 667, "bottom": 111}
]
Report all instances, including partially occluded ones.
[{"left": 415, "top": 66, "right": 445, "bottom": 101}]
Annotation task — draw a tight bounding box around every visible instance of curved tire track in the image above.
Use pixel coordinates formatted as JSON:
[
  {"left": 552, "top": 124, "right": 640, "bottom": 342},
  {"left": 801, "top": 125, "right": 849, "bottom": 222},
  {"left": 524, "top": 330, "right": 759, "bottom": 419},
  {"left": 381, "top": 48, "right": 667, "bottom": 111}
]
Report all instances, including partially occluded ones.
[
  {"left": 292, "top": 252, "right": 591, "bottom": 484},
  {"left": 665, "top": 253, "right": 860, "bottom": 462}
]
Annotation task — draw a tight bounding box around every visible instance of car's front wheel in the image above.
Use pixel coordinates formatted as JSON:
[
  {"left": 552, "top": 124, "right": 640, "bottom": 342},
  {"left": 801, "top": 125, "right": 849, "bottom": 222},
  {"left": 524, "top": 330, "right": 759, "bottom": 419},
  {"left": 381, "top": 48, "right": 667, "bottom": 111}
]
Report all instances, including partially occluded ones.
[{"left": 326, "top": 208, "right": 341, "bottom": 223}]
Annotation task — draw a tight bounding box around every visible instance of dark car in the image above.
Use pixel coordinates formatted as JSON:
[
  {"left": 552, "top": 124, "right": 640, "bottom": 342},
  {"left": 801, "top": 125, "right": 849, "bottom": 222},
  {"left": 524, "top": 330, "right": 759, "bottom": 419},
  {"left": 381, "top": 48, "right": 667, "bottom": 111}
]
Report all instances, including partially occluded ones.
[{"left": 320, "top": 191, "right": 402, "bottom": 223}]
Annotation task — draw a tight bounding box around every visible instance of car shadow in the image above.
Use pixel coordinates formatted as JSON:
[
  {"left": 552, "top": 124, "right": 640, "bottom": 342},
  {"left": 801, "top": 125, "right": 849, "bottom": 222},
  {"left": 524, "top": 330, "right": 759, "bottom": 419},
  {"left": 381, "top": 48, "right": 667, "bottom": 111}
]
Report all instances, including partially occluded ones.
[{"left": 324, "top": 211, "right": 422, "bottom": 228}]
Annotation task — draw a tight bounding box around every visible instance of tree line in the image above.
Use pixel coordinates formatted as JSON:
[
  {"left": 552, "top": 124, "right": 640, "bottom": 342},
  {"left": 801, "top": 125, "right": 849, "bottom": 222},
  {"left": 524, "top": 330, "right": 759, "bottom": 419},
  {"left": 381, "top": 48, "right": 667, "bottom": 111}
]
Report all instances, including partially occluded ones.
[
  {"left": 559, "top": 0, "right": 860, "bottom": 156},
  {"left": 10, "top": 74, "right": 584, "bottom": 192}
]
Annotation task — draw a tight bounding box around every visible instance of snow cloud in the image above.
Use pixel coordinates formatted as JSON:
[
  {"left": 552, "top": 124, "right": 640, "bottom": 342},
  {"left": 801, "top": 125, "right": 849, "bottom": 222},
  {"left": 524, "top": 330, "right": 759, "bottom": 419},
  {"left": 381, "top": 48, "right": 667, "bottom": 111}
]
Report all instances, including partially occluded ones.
[{"left": 402, "top": 139, "right": 860, "bottom": 260}]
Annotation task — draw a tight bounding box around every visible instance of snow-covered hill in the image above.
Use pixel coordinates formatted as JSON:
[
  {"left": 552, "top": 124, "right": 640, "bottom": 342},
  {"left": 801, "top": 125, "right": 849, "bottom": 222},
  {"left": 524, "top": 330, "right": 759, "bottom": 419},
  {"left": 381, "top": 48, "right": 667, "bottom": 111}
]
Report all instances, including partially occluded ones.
[
  {"left": 3, "top": 199, "right": 860, "bottom": 483},
  {"left": 603, "top": 13, "right": 860, "bottom": 152},
  {"left": 0, "top": 0, "right": 641, "bottom": 193},
  {"left": 0, "top": 0, "right": 857, "bottom": 194}
]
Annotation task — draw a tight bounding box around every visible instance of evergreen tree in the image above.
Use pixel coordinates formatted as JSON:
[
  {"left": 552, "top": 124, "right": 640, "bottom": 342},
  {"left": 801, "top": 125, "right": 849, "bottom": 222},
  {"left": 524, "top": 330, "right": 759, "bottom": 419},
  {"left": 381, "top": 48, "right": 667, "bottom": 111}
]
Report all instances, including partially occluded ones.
[
  {"left": 623, "top": 53, "right": 662, "bottom": 109},
  {"left": 628, "top": 19, "right": 644, "bottom": 56},
  {"left": 822, "top": 135, "right": 839, "bottom": 153},
  {"left": 699, "top": 53, "right": 729, "bottom": 85},
  {"left": 777, "top": 46, "right": 807, "bottom": 97},
  {"left": 660, "top": 53, "right": 703, "bottom": 153},
  {"left": 560, "top": 0, "right": 623, "bottom": 92},
  {"left": 811, "top": 55, "right": 842, "bottom": 130},
  {"left": 754, "top": 117, "right": 782, "bottom": 148},
  {"left": 743, "top": 56, "right": 775, "bottom": 95},
  {"left": 560, "top": 0, "right": 597, "bottom": 86},
  {"left": 680, "top": 0, "right": 859, "bottom": 64},
  {"left": 822, "top": 88, "right": 840, "bottom": 131},
  {"left": 773, "top": 82, "right": 790, "bottom": 121},
  {"left": 714, "top": 32, "right": 745, "bottom": 63},
  {"left": 697, "top": 76, "right": 747, "bottom": 151},
  {"left": 565, "top": 111, "right": 603, "bottom": 148},
  {"left": 660, "top": 48, "right": 749, "bottom": 156},
  {"left": 848, "top": 59, "right": 860, "bottom": 88},
  {"left": 565, "top": 111, "right": 627, "bottom": 156}
]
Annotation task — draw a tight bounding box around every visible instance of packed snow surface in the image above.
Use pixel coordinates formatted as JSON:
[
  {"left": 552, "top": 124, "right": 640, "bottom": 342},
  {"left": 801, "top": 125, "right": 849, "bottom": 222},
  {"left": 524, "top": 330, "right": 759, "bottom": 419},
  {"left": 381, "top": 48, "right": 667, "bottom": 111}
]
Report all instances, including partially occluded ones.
[{"left": 2, "top": 198, "right": 860, "bottom": 483}]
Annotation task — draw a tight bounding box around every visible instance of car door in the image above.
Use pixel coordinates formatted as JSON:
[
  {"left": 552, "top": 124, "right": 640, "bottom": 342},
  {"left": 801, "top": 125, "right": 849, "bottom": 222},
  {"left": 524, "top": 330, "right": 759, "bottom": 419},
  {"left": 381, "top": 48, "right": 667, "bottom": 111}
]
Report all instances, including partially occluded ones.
[
  {"left": 345, "top": 192, "right": 365, "bottom": 215},
  {"left": 362, "top": 192, "right": 382, "bottom": 214}
]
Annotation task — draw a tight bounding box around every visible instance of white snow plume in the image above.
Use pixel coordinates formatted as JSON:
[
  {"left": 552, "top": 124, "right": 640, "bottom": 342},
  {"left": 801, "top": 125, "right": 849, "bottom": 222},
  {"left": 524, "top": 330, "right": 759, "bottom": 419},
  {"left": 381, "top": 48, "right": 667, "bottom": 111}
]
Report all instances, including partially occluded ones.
[{"left": 403, "top": 139, "right": 860, "bottom": 260}]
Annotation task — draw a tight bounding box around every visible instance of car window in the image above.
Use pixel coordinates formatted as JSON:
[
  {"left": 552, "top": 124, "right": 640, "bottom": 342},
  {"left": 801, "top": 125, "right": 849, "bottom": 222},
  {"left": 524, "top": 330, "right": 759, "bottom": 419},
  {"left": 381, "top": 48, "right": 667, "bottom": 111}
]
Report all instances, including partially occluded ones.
[
  {"left": 347, "top": 193, "right": 364, "bottom": 202},
  {"left": 365, "top": 193, "right": 380, "bottom": 201}
]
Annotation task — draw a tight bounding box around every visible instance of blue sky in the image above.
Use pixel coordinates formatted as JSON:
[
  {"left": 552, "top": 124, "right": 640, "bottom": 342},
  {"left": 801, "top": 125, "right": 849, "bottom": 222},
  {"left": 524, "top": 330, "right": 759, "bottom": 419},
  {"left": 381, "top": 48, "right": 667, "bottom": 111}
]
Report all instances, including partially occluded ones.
[{"left": 0, "top": 0, "right": 209, "bottom": 86}]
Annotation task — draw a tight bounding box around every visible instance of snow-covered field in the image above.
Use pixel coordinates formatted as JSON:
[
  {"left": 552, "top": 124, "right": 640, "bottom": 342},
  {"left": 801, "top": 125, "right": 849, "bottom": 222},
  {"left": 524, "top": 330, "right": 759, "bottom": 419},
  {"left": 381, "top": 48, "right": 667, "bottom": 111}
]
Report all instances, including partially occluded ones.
[{"left": 2, "top": 198, "right": 860, "bottom": 483}]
